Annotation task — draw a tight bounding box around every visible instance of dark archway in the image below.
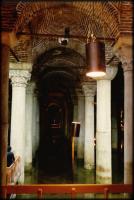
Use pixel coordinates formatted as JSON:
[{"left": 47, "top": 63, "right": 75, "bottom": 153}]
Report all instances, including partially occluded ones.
[
  {"left": 38, "top": 72, "right": 74, "bottom": 173},
  {"left": 32, "top": 47, "right": 85, "bottom": 174}
]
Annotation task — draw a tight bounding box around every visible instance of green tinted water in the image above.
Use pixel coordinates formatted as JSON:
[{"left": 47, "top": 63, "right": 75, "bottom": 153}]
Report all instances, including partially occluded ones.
[{"left": 16, "top": 151, "right": 132, "bottom": 199}]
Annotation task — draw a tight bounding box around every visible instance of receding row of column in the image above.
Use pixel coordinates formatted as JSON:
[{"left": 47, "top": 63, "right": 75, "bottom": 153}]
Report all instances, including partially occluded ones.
[
  {"left": 83, "top": 83, "right": 96, "bottom": 170},
  {"left": 113, "top": 37, "right": 133, "bottom": 184},
  {"left": 75, "top": 66, "right": 117, "bottom": 183},
  {"left": 8, "top": 39, "right": 133, "bottom": 185},
  {"left": 0, "top": 34, "right": 132, "bottom": 190},
  {"left": 9, "top": 69, "right": 39, "bottom": 183},
  {"left": 9, "top": 58, "right": 133, "bottom": 185},
  {"left": 75, "top": 39, "right": 133, "bottom": 184}
]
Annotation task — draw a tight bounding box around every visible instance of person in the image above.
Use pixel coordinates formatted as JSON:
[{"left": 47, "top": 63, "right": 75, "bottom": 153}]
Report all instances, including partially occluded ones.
[{"left": 7, "top": 146, "right": 15, "bottom": 167}]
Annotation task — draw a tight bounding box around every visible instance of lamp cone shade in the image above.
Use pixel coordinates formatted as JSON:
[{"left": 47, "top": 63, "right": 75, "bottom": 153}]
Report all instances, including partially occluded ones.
[{"left": 86, "top": 40, "right": 106, "bottom": 78}]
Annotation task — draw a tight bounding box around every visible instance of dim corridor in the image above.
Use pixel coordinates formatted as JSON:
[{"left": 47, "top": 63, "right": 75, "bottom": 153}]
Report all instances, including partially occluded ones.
[{"left": 37, "top": 134, "right": 72, "bottom": 178}]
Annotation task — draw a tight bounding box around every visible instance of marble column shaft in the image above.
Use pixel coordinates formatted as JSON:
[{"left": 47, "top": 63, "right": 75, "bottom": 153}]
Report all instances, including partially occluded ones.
[
  {"left": 76, "top": 90, "right": 85, "bottom": 159},
  {"left": 72, "top": 97, "right": 78, "bottom": 153},
  {"left": 113, "top": 37, "right": 133, "bottom": 184},
  {"left": 96, "top": 66, "right": 117, "bottom": 183},
  {"left": 25, "top": 83, "right": 35, "bottom": 168},
  {"left": 96, "top": 80, "right": 111, "bottom": 183},
  {"left": 73, "top": 103, "right": 78, "bottom": 123},
  {"left": 111, "top": 116, "right": 118, "bottom": 150},
  {"left": 122, "top": 62, "right": 133, "bottom": 184},
  {"left": 83, "top": 83, "right": 96, "bottom": 170},
  {"left": 10, "top": 70, "right": 31, "bottom": 183}
]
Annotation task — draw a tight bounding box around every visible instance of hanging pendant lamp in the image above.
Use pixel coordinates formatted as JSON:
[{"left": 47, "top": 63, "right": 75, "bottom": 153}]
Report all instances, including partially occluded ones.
[{"left": 86, "top": 38, "right": 106, "bottom": 78}]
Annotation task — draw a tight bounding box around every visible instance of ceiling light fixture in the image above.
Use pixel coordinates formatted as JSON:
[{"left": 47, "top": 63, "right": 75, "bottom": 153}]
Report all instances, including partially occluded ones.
[
  {"left": 58, "top": 27, "right": 70, "bottom": 46},
  {"left": 86, "top": 2, "right": 106, "bottom": 78}
]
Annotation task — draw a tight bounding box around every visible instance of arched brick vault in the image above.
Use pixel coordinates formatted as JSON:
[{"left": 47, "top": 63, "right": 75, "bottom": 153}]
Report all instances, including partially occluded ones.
[
  {"left": 9, "top": 1, "right": 121, "bottom": 64},
  {"left": 32, "top": 47, "right": 86, "bottom": 90},
  {"left": 15, "top": 2, "right": 119, "bottom": 38},
  {"left": 1, "top": 1, "right": 132, "bottom": 66}
]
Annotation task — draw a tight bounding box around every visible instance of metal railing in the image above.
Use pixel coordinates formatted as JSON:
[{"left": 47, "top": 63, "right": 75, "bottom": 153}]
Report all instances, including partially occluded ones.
[
  {"left": 3, "top": 156, "right": 132, "bottom": 198},
  {"left": 1, "top": 184, "right": 132, "bottom": 199},
  {"left": 6, "top": 156, "right": 21, "bottom": 184}
]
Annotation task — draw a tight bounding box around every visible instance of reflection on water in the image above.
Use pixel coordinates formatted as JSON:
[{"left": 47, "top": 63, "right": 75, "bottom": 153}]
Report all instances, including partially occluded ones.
[
  {"left": 25, "top": 151, "right": 123, "bottom": 184},
  {"left": 25, "top": 159, "right": 95, "bottom": 184},
  {"left": 22, "top": 151, "right": 127, "bottom": 199}
]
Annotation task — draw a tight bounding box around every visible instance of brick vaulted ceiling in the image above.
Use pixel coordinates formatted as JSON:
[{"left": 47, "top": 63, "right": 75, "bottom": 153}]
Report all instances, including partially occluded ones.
[{"left": 1, "top": 1, "right": 133, "bottom": 76}]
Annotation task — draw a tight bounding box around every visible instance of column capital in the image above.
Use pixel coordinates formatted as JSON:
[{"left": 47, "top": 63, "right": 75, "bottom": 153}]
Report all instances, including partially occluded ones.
[
  {"left": 9, "top": 69, "right": 31, "bottom": 87},
  {"left": 82, "top": 81, "right": 96, "bottom": 97},
  {"left": 113, "top": 35, "right": 132, "bottom": 65},
  {"left": 122, "top": 61, "right": 133, "bottom": 73},
  {"left": 95, "top": 65, "right": 118, "bottom": 81},
  {"left": 26, "top": 82, "right": 36, "bottom": 94},
  {"left": 34, "top": 88, "right": 39, "bottom": 97},
  {"left": 71, "top": 95, "right": 78, "bottom": 105},
  {"left": 76, "top": 88, "right": 84, "bottom": 97}
]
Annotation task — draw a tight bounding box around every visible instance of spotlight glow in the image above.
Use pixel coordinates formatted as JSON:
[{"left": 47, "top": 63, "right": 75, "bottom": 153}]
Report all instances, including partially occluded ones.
[{"left": 86, "top": 71, "right": 106, "bottom": 78}]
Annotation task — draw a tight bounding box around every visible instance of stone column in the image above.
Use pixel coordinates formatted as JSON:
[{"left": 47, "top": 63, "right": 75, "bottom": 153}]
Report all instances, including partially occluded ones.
[
  {"left": 71, "top": 96, "right": 78, "bottom": 153},
  {"left": 82, "top": 82, "right": 96, "bottom": 170},
  {"left": 111, "top": 116, "right": 118, "bottom": 150},
  {"left": 95, "top": 66, "right": 118, "bottom": 183},
  {"left": 122, "top": 62, "right": 133, "bottom": 184},
  {"left": 113, "top": 36, "right": 133, "bottom": 183},
  {"left": 76, "top": 89, "right": 85, "bottom": 160},
  {"left": 32, "top": 89, "right": 40, "bottom": 160},
  {"left": 0, "top": 33, "right": 10, "bottom": 187},
  {"left": 73, "top": 98, "right": 78, "bottom": 123},
  {"left": 10, "top": 70, "right": 31, "bottom": 183},
  {"left": 25, "top": 82, "right": 35, "bottom": 169}
]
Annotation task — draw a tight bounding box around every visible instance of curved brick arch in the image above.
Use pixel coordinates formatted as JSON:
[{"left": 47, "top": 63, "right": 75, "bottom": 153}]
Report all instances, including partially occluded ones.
[
  {"left": 15, "top": 2, "right": 119, "bottom": 39},
  {"left": 32, "top": 46, "right": 86, "bottom": 82}
]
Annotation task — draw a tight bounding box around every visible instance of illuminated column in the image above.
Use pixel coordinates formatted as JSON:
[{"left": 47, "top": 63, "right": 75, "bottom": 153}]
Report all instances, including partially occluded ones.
[
  {"left": 122, "top": 62, "right": 133, "bottom": 184},
  {"left": 76, "top": 89, "right": 85, "bottom": 159},
  {"left": 113, "top": 36, "right": 133, "bottom": 183},
  {"left": 82, "top": 82, "right": 96, "bottom": 169},
  {"left": 96, "top": 66, "right": 118, "bottom": 183},
  {"left": 10, "top": 70, "right": 31, "bottom": 183},
  {"left": 25, "top": 82, "right": 35, "bottom": 169}
]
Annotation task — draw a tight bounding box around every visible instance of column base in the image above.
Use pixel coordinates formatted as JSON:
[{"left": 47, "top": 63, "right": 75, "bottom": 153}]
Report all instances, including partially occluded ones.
[
  {"left": 124, "top": 162, "right": 133, "bottom": 184},
  {"left": 77, "top": 158, "right": 84, "bottom": 165},
  {"left": 18, "top": 173, "right": 24, "bottom": 184},
  {"left": 77, "top": 141, "right": 84, "bottom": 160},
  {"left": 25, "top": 163, "right": 32, "bottom": 172},
  {"left": 96, "top": 174, "right": 112, "bottom": 184},
  {"left": 84, "top": 163, "right": 95, "bottom": 170}
]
